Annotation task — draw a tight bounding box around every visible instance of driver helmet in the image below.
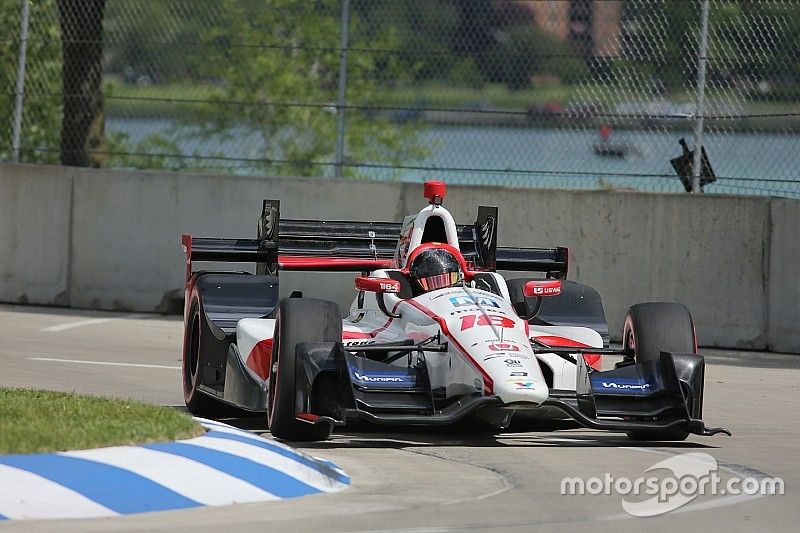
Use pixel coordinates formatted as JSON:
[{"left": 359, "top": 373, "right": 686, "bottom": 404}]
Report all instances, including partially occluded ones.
[{"left": 409, "top": 247, "right": 463, "bottom": 294}]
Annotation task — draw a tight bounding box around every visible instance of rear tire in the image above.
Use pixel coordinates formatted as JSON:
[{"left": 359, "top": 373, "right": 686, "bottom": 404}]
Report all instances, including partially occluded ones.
[
  {"left": 623, "top": 302, "right": 696, "bottom": 442},
  {"left": 267, "top": 298, "right": 342, "bottom": 441},
  {"left": 183, "top": 296, "right": 228, "bottom": 417}
]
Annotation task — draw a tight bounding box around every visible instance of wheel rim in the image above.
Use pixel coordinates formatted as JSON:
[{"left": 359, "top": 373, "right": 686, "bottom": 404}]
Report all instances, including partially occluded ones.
[{"left": 625, "top": 327, "right": 636, "bottom": 361}]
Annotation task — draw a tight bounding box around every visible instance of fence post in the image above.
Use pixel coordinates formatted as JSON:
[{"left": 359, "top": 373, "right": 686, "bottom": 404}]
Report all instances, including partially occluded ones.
[
  {"left": 691, "top": 0, "right": 711, "bottom": 194},
  {"left": 11, "top": 0, "right": 30, "bottom": 163},
  {"left": 334, "top": 0, "right": 350, "bottom": 178}
]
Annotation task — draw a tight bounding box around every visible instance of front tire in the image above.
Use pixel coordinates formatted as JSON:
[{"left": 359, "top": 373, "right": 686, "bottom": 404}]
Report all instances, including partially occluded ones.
[
  {"left": 623, "top": 302, "right": 696, "bottom": 442},
  {"left": 622, "top": 302, "right": 696, "bottom": 364},
  {"left": 267, "top": 298, "right": 342, "bottom": 441}
]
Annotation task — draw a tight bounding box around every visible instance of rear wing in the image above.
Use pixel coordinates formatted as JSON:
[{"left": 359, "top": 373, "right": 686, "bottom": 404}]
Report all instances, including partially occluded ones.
[{"left": 181, "top": 200, "right": 568, "bottom": 281}]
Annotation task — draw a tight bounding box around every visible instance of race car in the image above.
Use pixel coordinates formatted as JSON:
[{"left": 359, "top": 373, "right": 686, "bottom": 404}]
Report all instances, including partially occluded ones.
[{"left": 180, "top": 181, "right": 729, "bottom": 442}]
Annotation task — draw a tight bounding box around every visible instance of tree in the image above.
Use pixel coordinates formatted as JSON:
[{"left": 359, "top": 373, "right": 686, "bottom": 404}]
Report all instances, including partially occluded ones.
[
  {"left": 58, "top": 0, "right": 107, "bottom": 167},
  {"left": 0, "top": 0, "right": 61, "bottom": 163},
  {"left": 184, "top": 0, "right": 425, "bottom": 177}
]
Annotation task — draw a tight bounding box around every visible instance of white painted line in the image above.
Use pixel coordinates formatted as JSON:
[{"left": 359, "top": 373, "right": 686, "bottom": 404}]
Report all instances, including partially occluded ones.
[
  {"left": 61, "top": 446, "right": 279, "bottom": 506},
  {"left": 28, "top": 358, "right": 180, "bottom": 370},
  {"left": 41, "top": 314, "right": 143, "bottom": 332},
  {"left": 41, "top": 318, "right": 116, "bottom": 332},
  {"left": 0, "top": 464, "right": 117, "bottom": 520},
  {"left": 183, "top": 435, "right": 347, "bottom": 492}
]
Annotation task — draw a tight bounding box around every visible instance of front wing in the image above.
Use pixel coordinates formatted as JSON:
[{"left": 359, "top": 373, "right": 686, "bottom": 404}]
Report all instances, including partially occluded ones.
[{"left": 290, "top": 342, "right": 729, "bottom": 438}]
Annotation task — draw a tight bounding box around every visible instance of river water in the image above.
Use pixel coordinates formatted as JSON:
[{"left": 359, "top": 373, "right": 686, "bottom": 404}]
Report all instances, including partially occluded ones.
[{"left": 106, "top": 117, "right": 799, "bottom": 198}]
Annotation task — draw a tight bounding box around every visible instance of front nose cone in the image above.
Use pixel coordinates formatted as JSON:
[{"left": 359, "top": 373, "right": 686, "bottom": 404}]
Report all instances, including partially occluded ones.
[{"left": 494, "top": 379, "right": 549, "bottom": 405}]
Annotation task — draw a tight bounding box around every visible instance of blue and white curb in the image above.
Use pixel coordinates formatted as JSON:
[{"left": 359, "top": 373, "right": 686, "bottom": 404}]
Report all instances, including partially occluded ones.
[{"left": 0, "top": 418, "right": 349, "bottom": 521}]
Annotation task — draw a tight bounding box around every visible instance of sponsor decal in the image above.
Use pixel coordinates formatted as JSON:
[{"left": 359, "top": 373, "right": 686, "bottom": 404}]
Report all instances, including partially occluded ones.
[
  {"left": 513, "top": 381, "right": 536, "bottom": 390},
  {"left": 509, "top": 371, "right": 528, "bottom": 377},
  {"left": 449, "top": 296, "right": 500, "bottom": 308},
  {"left": 449, "top": 307, "right": 510, "bottom": 316},
  {"left": 601, "top": 382, "right": 650, "bottom": 391},
  {"left": 488, "top": 342, "right": 519, "bottom": 352},
  {"left": 260, "top": 201, "right": 278, "bottom": 240},
  {"left": 524, "top": 280, "right": 563, "bottom": 297},
  {"left": 504, "top": 358, "right": 522, "bottom": 367},
  {"left": 480, "top": 215, "right": 496, "bottom": 249},
  {"left": 484, "top": 353, "right": 530, "bottom": 361},
  {"left": 343, "top": 340, "right": 376, "bottom": 346},
  {"left": 591, "top": 376, "right": 655, "bottom": 394},
  {"left": 353, "top": 370, "right": 411, "bottom": 384},
  {"left": 450, "top": 308, "right": 479, "bottom": 315},
  {"left": 532, "top": 285, "right": 560, "bottom": 296},
  {"left": 460, "top": 314, "right": 515, "bottom": 331}
]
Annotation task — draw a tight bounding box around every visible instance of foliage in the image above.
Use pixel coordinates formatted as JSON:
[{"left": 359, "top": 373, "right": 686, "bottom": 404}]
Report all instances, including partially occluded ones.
[
  {"left": 183, "top": 0, "right": 427, "bottom": 177},
  {"left": 6, "top": 0, "right": 800, "bottom": 172},
  {"left": 354, "top": 0, "right": 460, "bottom": 84},
  {"left": 480, "top": 25, "right": 587, "bottom": 90},
  {"left": 354, "top": 0, "right": 587, "bottom": 90},
  {"left": 0, "top": 0, "right": 61, "bottom": 163},
  {"left": 622, "top": 1, "right": 800, "bottom": 96},
  {"left": 104, "top": 0, "right": 218, "bottom": 83}
]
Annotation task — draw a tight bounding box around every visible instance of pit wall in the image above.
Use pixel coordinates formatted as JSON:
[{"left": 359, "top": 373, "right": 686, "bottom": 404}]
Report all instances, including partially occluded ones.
[{"left": 1, "top": 163, "right": 797, "bottom": 353}]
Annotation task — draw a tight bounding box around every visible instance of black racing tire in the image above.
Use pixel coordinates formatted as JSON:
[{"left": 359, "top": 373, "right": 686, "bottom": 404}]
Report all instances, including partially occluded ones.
[
  {"left": 622, "top": 302, "right": 696, "bottom": 364},
  {"left": 183, "top": 295, "right": 227, "bottom": 417},
  {"left": 267, "top": 298, "right": 342, "bottom": 441},
  {"left": 623, "top": 302, "right": 696, "bottom": 442}
]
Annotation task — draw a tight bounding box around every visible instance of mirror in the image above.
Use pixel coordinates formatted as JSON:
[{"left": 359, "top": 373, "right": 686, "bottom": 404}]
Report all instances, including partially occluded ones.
[
  {"left": 523, "top": 279, "right": 562, "bottom": 298},
  {"left": 354, "top": 276, "right": 401, "bottom": 294}
]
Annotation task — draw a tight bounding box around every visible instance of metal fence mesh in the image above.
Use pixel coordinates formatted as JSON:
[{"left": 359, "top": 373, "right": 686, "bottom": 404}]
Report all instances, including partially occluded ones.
[{"left": 3, "top": 0, "right": 800, "bottom": 197}]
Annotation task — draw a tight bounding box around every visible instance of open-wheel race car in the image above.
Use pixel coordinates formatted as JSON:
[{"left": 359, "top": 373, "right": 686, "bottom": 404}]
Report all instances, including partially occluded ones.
[{"left": 180, "top": 181, "right": 729, "bottom": 442}]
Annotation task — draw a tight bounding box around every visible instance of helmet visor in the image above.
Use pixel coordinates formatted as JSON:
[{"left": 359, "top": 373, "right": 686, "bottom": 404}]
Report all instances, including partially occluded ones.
[{"left": 416, "top": 271, "right": 461, "bottom": 292}]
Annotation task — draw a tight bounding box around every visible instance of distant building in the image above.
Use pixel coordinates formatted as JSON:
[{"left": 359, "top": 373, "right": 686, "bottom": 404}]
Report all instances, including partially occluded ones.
[{"left": 522, "top": 0, "right": 621, "bottom": 59}]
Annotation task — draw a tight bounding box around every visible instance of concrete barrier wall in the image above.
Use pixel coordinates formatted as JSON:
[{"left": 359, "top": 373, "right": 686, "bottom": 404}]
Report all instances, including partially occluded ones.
[
  {"left": 1, "top": 163, "right": 797, "bottom": 352},
  {"left": 768, "top": 199, "right": 800, "bottom": 352},
  {"left": 0, "top": 165, "right": 72, "bottom": 306},
  {"left": 68, "top": 167, "right": 405, "bottom": 312},
  {"left": 426, "top": 186, "right": 772, "bottom": 349}
]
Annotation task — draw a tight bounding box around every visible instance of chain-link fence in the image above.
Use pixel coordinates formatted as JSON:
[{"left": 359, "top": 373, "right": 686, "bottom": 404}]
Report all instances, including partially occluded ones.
[{"left": 3, "top": 0, "right": 800, "bottom": 197}]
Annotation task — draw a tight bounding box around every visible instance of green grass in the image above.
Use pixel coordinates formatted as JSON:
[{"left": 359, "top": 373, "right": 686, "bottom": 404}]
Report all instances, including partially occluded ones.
[
  {"left": 369, "top": 81, "right": 576, "bottom": 109},
  {"left": 0, "top": 387, "right": 203, "bottom": 455},
  {"left": 104, "top": 79, "right": 225, "bottom": 119}
]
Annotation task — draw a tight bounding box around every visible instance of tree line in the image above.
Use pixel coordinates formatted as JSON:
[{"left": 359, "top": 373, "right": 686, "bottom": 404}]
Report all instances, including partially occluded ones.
[{"left": 2, "top": 0, "right": 798, "bottom": 171}]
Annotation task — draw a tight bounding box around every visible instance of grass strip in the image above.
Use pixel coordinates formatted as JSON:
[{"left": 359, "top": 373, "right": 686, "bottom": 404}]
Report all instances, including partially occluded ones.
[{"left": 0, "top": 387, "right": 203, "bottom": 455}]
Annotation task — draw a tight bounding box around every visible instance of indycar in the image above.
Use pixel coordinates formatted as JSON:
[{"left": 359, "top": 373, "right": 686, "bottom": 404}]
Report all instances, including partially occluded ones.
[{"left": 181, "top": 181, "right": 729, "bottom": 442}]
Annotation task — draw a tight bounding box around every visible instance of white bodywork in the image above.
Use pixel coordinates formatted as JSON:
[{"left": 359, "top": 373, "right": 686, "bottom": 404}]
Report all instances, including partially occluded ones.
[{"left": 343, "top": 281, "right": 602, "bottom": 405}]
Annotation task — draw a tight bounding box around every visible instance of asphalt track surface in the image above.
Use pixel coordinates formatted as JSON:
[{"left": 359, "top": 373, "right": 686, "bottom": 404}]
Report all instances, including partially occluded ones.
[{"left": 1, "top": 304, "right": 797, "bottom": 532}]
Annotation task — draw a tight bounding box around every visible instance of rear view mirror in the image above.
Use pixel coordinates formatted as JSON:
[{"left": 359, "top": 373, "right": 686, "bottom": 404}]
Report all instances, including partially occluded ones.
[
  {"left": 523, "top": 279, "right": 562, "bottom": 298},
  {"left": 354, "top": 276, "right": 401, "bottom": 294}
]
